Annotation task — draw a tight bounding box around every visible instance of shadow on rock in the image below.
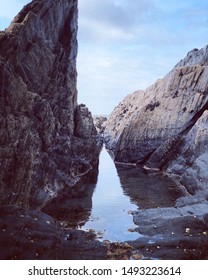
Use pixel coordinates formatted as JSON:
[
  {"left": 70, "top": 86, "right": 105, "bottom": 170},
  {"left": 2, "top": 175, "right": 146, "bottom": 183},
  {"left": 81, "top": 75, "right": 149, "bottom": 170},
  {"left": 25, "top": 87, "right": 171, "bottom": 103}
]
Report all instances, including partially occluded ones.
[
  {"left": 0, "top": 205, "right": 107, "bottom": 260},
  {"left": 42, "top": 169, "right": 98, "bottom": 228}
]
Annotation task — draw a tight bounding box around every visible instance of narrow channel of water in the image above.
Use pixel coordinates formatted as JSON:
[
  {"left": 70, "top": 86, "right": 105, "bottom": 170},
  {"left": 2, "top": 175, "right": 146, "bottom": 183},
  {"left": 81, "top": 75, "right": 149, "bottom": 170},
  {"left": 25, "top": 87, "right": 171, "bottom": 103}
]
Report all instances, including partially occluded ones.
[
  {"left": 81, "top": 148, "right": 139, "bottom": 241},
  {"left": 80, "top": 147, "right": 182, "bottom": 242},
  {"left": 43, "top": 147, "right": 182, "bottom": 242}
]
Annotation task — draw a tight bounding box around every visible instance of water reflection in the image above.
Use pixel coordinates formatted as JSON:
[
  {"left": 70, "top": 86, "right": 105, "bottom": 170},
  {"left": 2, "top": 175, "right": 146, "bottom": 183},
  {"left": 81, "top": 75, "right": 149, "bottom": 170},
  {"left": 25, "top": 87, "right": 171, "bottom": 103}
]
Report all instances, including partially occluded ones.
[
  {"left": 116, "top": 164, "right": 183, "bottom": 209},
  {"left": 42, "top": 169, "right": 98, "bottom": 228},
  {"left": 43, "top": 148, "right": 182, "bottom": 242},
  {"left": 81, "top": 148, "right": 139, "bottom": 241}
]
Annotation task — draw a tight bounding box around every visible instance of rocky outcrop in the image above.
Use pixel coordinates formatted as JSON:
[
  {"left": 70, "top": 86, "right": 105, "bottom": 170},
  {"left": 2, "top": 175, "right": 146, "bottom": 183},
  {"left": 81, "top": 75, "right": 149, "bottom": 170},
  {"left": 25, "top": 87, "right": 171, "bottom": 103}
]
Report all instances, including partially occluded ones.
[
  {"left": 104, "top": 46, "right": 208, "bottom": 259},
  {"left": 93, "top": 115, "right": 108, "bottom": 134},
  {"left": 105, "top": 46, "right": 208, "bottom": 166},
  {"left": 74, "top": 104, "right": 97, "bottom": 138},
  {"left": 105, "top": 45, "right": 208, "bottom": 191},
  {"left": 167, "top": 110, "right": 208, "bottom": 195},
  {"left": 0, "top": 0, "right": 99, "bottom": 208},
  {"left": 0, "top": 205, "right": 107, "bottom": 260},
  {"left": 129, "top": 196, "right": 208, "bottom": 259}
]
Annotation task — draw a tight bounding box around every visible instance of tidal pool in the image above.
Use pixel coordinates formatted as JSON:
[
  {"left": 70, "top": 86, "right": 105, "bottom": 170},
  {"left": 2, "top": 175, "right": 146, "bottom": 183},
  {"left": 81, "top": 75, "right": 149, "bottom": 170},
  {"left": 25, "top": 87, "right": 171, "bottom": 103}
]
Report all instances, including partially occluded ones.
[
  {"left": 80, "top": 147, "right": 182, "bottom": 241},
  {"left": 43, "top": 147, "right": 182, "bottom": 242}
]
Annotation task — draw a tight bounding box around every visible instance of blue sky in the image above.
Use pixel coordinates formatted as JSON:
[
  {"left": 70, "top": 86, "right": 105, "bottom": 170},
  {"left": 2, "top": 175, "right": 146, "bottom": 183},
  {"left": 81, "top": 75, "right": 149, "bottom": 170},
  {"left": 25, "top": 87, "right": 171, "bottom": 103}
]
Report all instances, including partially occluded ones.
[{"left": 0, "top": 0, "right": 208, "bottom": 115}]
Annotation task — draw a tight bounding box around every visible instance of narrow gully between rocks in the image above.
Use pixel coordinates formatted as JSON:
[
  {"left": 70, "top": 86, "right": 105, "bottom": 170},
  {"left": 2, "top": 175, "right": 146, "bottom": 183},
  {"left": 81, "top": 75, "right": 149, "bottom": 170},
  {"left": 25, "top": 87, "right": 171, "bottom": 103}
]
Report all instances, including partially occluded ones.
[{"left": 44, "top": 147, "right": 182, "bottom": 242}]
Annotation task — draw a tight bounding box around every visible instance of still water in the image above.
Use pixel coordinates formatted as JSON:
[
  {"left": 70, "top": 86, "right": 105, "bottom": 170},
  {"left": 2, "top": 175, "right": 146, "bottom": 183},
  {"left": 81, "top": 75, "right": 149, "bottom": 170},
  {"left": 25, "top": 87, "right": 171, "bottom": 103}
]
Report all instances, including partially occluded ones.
[
  {"left": 81, "top": 147, "right": 181, "bottom": 242},
  {"left": 81, "top": 148, "right": 139, "bottom": 241},
  {"left": 43, "top": 147, "right": 181, "bottom": 242}
]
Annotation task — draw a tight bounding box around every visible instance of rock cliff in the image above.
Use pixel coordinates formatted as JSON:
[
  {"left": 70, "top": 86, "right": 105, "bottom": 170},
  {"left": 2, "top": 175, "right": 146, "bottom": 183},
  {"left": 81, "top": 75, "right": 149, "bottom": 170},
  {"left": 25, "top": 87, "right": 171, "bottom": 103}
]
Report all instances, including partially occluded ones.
[
  {"left": 105, "top": 46, "right": 208, "bottom": 193},
  {"left": 0, "top": 0, "right": 99, "bottom": 208},
  {"left": 167, "top": 110, "right": 208, "bottom": 195},
  {"left": 104, "top": 46, "right": 208, "bottom": 259}
]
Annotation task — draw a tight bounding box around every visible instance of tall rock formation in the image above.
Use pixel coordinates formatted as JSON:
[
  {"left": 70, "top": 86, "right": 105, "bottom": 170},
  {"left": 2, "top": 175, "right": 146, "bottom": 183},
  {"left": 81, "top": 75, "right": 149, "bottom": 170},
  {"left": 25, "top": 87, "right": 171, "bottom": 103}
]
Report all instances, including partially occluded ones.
[
  {"left": 0, "top": 0, "right": 99, "bottom": 208},
  {"left": 105, "top": 46, "right": 208, "bottom": 193}
]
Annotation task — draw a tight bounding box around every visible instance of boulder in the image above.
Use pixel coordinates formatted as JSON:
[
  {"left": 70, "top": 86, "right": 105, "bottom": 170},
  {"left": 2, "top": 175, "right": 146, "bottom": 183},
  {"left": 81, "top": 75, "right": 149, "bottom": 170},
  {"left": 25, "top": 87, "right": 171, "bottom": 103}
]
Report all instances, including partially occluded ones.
[{"left": 74, "top": 104, "right": 97, "bottom": 138}]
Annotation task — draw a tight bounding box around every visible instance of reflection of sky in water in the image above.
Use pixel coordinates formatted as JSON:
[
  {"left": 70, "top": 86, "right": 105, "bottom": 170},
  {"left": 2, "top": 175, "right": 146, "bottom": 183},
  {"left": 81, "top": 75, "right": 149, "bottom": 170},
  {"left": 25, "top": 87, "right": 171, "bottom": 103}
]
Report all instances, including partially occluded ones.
[
  {"left": 81, "top": 147, "right": 181, "bottom": 242},
  {"left": 82, "top": 148, "right": 139, "bottom": 242}
]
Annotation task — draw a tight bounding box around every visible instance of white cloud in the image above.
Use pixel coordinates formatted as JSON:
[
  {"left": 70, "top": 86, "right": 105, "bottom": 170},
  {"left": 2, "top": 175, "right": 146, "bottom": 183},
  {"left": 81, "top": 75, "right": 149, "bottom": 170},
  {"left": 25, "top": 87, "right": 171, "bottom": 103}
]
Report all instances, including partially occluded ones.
[
  {"left": 0, "top": 0, "right": 207, "bottom": 115},
  {"left": 0, "top": 0, "right": 30, "bottom": 19},
  {"left": 78, "top": 0, "right": 159, "bottom": 44},
  {"left": 77, "top": 43, "right": 181, "bottom": 115},
  {"left": 77, "top": 0, "right": 208, "bottom": 114}
]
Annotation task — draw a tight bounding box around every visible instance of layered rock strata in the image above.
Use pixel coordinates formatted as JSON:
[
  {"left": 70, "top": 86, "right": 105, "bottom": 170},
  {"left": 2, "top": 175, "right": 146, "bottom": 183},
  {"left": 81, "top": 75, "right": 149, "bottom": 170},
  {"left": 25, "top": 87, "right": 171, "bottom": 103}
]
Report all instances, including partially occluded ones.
[
  {"left": 129, "top": 198, "right": 208, "bottom": 259},
  {"left": 0, "top": 0, "right": 99, "bottom": 208},
  {"left": 105, "top": 46, "right": 208, "bottom": 259},
  {"left": 167, "top": 110, "right": 208, "bottom": 195},
  {"left": 105, "top": 46, "right": 208, "bottom": 193}
]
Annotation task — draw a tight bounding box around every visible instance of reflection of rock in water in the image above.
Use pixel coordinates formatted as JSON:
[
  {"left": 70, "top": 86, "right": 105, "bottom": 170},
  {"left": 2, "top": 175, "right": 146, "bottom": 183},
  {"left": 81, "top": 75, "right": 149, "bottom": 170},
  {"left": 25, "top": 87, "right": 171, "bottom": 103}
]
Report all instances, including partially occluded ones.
[
  {"left": 42, "top": 168, "right": 98, "bottom": 228},
  {"left": 115, "top": 164, "right": 184, "bottom": 209}
]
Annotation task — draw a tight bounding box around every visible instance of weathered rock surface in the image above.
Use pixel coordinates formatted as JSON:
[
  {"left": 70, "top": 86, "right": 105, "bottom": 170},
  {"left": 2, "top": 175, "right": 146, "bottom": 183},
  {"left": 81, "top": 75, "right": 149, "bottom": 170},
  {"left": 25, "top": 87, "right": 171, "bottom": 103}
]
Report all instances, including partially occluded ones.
[
  {"left": 104, "top": 46, "right": 208, "bottom": 259},
  {"left": 93, "top": 115, "right": 108, "bottom": 134},
  {"left": 105, "top": 46, "right": 208, "bottom": 172},
  {"left": 0, "top": 0, "right": 99, "bottom": 208},
  {"left": 129, "top": 195, "right": 208, "bottom": 260},
  {"left": 167, "top": 110, "right": 208, "bottom": 195},
  {"left": 74, "top": 104, "right": 97, "bottom": 138},
  {"left": 0, "top": 205, "right": 107, "bottom": 260}
]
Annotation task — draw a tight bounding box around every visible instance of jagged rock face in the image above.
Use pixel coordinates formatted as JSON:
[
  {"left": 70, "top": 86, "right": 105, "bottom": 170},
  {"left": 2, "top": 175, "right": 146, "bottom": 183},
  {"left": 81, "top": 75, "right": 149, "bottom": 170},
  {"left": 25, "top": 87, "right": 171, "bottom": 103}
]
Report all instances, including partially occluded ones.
[
  {"left": 93, "top": 115, "right": 108, "bottom": 134},
  {"left": 0, "top": 0, "right": 99, "bottom": 208},
  {"left": 105, "top": 46, "right": 208, "bottom": 172},
  {"left": 74, "top": 104, "right": 97, "bottom": 138},
  {"left": 167, "top": 110, "right": 208, "bottom": 195}
]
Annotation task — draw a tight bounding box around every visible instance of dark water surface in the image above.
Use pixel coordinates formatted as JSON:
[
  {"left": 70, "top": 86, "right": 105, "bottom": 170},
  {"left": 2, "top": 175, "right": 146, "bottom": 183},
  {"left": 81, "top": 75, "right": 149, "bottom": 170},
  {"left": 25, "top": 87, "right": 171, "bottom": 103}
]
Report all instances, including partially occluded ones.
[{"left": 44, "top": 148, "right": 181, "bottom": 242}]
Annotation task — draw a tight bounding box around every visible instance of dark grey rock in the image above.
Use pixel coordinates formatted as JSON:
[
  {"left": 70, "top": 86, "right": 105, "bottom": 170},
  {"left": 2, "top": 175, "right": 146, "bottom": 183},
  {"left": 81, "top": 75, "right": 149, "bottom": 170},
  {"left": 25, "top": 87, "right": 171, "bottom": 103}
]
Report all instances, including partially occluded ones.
[
  {"left": 129, "top": 201, "right": 208, "bottom": 260},
  {"left": 167, "top": 110, "right": 208, "bottom": 195},
  {"left": 0, "top": 0, "right": 99, "bottom": 208},
  {"left": 0, "top": 205, "right": 107, "bottom": 260},
  {"left": 74, "top": 104, "right": 97, "bottom": 138}
]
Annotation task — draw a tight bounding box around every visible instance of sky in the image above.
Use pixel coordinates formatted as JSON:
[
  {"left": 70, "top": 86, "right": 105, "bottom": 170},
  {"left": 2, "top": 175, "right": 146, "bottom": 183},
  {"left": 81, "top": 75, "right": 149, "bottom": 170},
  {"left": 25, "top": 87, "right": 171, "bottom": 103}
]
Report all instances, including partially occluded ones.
[{"left": 0, "top": 0, "right": 208, "bottom": 115}]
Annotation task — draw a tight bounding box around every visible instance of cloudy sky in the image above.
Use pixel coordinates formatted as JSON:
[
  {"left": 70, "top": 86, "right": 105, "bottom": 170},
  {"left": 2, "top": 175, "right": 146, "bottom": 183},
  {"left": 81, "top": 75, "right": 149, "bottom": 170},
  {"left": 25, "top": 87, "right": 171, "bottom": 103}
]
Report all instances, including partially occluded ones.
[{"left": 0, "top": 0, "right": 208, "bottom": 114}]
